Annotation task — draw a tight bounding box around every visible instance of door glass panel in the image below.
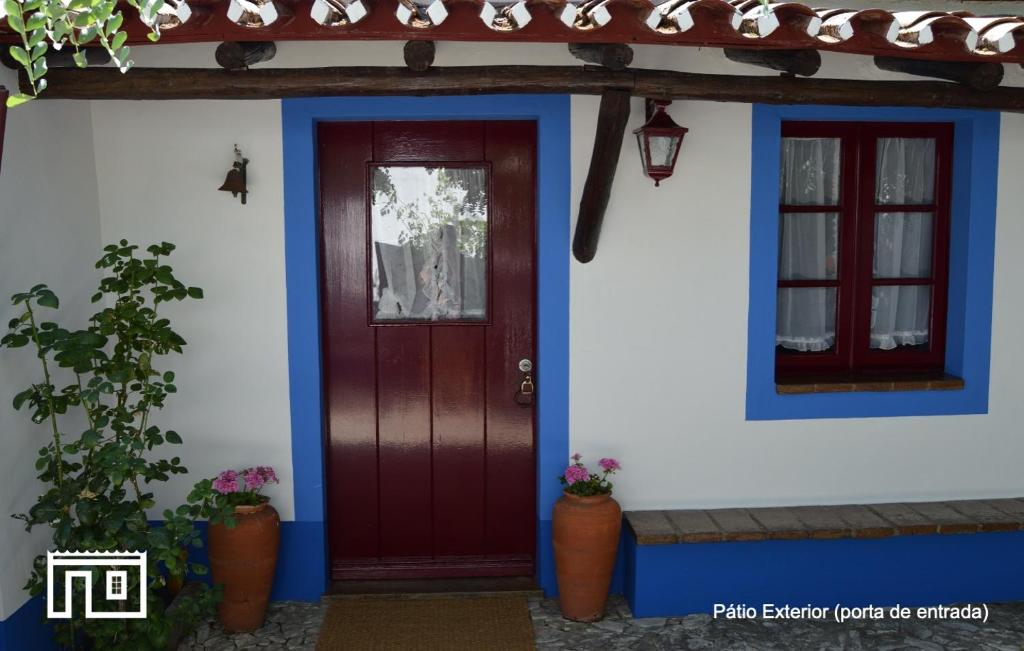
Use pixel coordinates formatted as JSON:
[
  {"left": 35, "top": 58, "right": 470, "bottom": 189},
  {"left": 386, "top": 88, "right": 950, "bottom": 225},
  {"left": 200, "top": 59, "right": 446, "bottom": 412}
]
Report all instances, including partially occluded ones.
[
  {"left": 870, "top": 285, "right": 931, "bottom": 350},
  {"left": 874, "top": 212, "right": 933, "bottom": 279},
  {"left": 370, "top": 165, "right": 488, "bottom": 322},
  {"left": 780, "top": 138, "right": 841, "bottom": 206},
  {"left": 778, "top": 212, "right": 839, "bottom": 280},
  {"left": 875, "top": 138, "right": 936, "bottom": 205},
  {"left": 776, "top": 287, "right": 837, "bottom": 353}
]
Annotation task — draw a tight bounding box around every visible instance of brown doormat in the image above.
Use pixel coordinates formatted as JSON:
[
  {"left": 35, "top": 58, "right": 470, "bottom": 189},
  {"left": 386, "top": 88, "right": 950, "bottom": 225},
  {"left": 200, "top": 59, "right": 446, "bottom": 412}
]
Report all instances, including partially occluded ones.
[{"left": 316, "top": 595, "right": 536, "bottom": 651}]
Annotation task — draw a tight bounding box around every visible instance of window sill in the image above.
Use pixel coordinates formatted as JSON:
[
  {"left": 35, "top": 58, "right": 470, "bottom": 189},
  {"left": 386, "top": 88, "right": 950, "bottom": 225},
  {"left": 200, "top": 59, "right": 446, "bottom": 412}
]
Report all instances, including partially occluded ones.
[{"left": 776, "top": 373, "right": 964, "bottom": 395}]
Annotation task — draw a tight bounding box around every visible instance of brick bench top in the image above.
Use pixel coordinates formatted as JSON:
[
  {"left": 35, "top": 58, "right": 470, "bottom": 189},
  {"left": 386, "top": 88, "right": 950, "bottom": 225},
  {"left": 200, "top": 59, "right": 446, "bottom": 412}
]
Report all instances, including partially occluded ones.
[{"left": 624, "top": 498, "right": 1024, "bottom": 545}]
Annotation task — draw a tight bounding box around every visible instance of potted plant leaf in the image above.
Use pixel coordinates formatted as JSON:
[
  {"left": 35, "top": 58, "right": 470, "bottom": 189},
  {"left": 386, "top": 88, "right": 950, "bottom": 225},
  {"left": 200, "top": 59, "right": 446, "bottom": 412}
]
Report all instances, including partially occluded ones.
[{"left": 0, "top": 241, "right": 217, "bottom": 650}]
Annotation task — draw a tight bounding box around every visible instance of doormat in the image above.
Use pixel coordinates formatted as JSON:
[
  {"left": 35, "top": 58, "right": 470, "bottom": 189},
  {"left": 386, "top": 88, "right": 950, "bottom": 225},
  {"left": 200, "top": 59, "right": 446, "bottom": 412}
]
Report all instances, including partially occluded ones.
[{"left": 316, "top": 595, "right": 536, "bottom": 650}]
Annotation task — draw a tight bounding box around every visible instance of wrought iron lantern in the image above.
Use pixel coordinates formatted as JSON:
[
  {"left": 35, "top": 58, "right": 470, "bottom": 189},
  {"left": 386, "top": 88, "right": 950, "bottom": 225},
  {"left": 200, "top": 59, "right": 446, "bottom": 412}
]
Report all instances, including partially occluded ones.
[{"left": 633, "top": 99, "right": 688, "bottom": 186}]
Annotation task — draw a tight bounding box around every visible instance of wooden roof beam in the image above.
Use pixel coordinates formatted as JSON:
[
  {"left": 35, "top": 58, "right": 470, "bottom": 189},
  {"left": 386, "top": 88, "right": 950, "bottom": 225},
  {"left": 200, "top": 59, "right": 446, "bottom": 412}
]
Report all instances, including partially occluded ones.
[
  {"left": 1, "top": 46, "right": 111, "bottom": 70},
  {"left": 568, "top": 43, "right": 634, "bottom": 71},
  {"left": 215, "top": 41, "right": 277, "bottom": 69},
  {"left": 573, "top": 89, "right": 631, "bottom": 263},
  {"left": 874, "top": 56, "right": 1003, "bottom": 91},
  {"left": 25, "top": 65, "right": 1024, "bottom": 112},
  {"left": 403, "top": 40, "right": 436, "bottom": 72},
  {"left": 723, "top": 48, "right": 821, "bottom": 77}
]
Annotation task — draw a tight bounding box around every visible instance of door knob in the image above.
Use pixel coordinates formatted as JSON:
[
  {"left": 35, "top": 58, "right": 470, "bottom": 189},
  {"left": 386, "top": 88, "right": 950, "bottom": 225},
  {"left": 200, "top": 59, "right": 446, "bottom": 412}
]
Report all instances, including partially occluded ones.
[{"left": 515, "top": 359, "right": 535, "bottom": 406}]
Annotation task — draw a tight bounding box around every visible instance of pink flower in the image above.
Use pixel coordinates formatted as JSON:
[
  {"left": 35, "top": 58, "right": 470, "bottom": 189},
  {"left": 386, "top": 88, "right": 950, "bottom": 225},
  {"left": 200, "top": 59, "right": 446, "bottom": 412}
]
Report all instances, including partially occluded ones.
[
  {"left": 571, "top": 453, "right": 582, "bottom": 462},
  {"left": 257, "top": 466, "right": 279, "bottom": 484},
  {"left": 599, "top": 458, "right": 621, "bottom": 472},
  {"left": 564, "top": 465, "right": 589, "bottom": 485},
  {"left": 243, "top": 468, "right": 266, "bottom": 490},
  {"left": 213, "top": 470, "right": 240, "bottom": 494}
]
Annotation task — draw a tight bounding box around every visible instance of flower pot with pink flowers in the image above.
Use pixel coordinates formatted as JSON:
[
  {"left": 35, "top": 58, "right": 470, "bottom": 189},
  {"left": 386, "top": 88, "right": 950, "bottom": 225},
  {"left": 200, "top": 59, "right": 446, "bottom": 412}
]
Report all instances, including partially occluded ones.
[
  {"left": 553, "top": 454, "right": 622, "bottom": 622},
  {"left": 189, "top": 466, "right": 281, "bottom": 632}
]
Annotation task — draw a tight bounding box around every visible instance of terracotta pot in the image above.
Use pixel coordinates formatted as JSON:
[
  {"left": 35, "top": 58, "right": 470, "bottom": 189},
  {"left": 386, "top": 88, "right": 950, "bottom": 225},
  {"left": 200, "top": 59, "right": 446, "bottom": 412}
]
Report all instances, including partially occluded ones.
[
  {"left": 166, "top": 547, "right": 189, "bottom": 598},
  {"left": 552, "top": 491, "right": 622, "bottom": 622},
  {"left": 208, "top": 502, "right": 280, "bottom": 632}
]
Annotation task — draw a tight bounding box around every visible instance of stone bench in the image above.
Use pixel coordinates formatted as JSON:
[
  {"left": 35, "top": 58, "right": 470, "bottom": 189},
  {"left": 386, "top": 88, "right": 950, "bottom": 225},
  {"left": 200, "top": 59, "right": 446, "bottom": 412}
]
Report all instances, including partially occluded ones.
[{"left": 621, "top": 499, "right": 1024, "bottom": 617}]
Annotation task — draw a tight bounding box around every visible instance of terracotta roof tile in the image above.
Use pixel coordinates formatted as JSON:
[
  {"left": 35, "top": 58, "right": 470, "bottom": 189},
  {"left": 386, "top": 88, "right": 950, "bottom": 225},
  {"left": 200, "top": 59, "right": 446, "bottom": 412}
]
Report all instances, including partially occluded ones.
[{"left": 13, "top": 0, "right": 1024, "bottom": 65}]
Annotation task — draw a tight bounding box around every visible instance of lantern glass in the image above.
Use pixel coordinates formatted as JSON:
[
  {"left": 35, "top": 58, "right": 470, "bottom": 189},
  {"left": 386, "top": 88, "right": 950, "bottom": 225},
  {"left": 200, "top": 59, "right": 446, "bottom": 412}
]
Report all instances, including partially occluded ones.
[{"left": 648, "top": 134, "right": 678, "bottom": 168}]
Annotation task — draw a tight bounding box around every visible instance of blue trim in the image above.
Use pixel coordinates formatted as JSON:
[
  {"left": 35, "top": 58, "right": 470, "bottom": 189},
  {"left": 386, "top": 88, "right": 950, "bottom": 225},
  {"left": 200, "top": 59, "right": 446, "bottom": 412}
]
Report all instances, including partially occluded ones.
[
  {"left": 626, "top": 530, "right": 1024, "bottom": 618},
  {"left": 746, "top": 105, "right": 1000, "bottom": 420},
  {"left": 184, "top": 521, "right": 326, "bottom": 602},
  {"left": 281, "top": 96, "right": 572, "bottom": 597},
  {"left": 0, "top": 595, "right": 56, "bottom": 651}
]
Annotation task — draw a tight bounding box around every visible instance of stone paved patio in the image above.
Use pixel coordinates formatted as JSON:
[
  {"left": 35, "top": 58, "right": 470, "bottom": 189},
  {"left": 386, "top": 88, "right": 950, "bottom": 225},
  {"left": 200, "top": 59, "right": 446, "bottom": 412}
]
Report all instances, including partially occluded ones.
[{"left": 179, "top": 596, "right": 1024, "bottom": 650}]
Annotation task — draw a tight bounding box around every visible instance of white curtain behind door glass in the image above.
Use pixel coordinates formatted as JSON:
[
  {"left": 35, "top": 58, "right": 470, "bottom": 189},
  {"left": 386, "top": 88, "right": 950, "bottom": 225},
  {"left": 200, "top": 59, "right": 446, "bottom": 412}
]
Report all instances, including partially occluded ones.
[
  {"left": 776, "top": 138, "right": 840, "bottom": 352},
  {"left": 870, "top": 137, "right": 936, "bottom": 349}
]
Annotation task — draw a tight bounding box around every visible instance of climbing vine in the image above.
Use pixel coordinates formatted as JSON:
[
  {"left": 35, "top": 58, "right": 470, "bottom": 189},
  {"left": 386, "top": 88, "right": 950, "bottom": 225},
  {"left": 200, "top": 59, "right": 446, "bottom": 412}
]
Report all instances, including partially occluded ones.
[{"left": 1, "top": 0, "right": 165, "bottom": 107}]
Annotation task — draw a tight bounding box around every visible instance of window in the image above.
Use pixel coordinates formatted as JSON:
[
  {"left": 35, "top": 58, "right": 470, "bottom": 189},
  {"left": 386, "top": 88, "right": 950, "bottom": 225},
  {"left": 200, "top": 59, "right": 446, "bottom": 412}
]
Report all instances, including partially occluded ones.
[
  {"left": 776, "top": 122, "right": 953, "bottom": 379},
  {"left": 369, "top": 164, "right": 489, "bottom": 323}
]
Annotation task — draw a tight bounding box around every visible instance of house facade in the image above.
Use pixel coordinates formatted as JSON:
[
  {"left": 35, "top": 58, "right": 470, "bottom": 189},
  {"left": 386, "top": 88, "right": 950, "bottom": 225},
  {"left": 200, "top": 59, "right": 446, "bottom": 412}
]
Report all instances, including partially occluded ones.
[{"left": 2, "top": 0, "right": 1024, "bottom": 644}]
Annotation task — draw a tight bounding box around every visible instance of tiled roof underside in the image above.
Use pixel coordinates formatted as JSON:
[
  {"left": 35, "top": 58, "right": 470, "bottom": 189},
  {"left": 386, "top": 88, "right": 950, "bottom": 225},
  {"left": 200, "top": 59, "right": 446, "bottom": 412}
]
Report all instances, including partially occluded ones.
[{"left": 5, "top": 0, "right": 1024, "bottom": 64}]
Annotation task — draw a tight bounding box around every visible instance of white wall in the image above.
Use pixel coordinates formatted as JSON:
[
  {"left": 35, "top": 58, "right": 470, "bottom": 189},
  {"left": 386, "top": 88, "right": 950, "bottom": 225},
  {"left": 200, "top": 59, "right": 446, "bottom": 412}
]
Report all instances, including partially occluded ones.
[
  {"left": 569, "top": 54, "right": 1024, "bottom": 510},
  {"left": 0, "top": 69, "right": 102, "bottom": 619},
  {"left": 90, "top": 100, "right": 294, "bottom": 518},
  {"left": 83, "top": 41, "right": 1024, "bottom": 518},
  {"left": 6, "top": 42, "right": 1024, "bottom": 622},
  {"left": 569, "top": 99, "right": 1024, "bottom": 510}
]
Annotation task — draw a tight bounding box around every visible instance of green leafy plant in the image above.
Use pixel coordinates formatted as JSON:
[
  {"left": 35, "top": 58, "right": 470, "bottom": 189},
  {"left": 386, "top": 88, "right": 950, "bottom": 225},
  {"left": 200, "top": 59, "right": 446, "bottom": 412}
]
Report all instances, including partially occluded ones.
[
  {"left": 1, "top": 0, "right": 166, "bottom": 107},
  {"left": 1, "top": 240, "right": 217, "bottom": 650}
]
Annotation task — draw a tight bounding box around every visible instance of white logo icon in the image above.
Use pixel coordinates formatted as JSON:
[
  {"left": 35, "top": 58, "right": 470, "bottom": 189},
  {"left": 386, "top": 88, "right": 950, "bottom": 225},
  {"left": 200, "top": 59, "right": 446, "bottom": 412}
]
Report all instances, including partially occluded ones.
[{"left": 47, "top": 550, "right": 148, "bottom": 619}]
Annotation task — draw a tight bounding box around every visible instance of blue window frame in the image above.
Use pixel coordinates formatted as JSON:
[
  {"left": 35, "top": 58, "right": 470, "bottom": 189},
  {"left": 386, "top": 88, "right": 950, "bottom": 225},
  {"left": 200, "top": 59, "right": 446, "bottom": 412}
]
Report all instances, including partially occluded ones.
[{"left": 746, "top": 105, "right": 1000, "bottom": 421}]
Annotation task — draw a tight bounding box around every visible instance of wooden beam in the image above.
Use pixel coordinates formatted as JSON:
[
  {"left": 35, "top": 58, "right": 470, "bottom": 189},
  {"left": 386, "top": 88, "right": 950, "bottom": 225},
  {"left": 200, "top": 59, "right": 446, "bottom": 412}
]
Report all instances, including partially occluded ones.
[
  {"left": 568, "top": 43, "right": 634, "bottom": 71},
  {"left": 573, "top": 89, "right": 631, "bottom": 263},
  {"left": 723, "top": 48, "right": 821, "bottom": 77},
  {"left": 875, "top": 56, "right": 1004, "bottom": 91},
  {"left": 215, "top": 41, "right": 277, "bottom": 70},
  {"left": 1, "top": 45, "right": 111, "bottom": 70},
  {"left": 24, "top": 65, "right": 1024, "bottom": 111},
  {"left": 403, "top": 40, "right": 436, "bottom": 72}
]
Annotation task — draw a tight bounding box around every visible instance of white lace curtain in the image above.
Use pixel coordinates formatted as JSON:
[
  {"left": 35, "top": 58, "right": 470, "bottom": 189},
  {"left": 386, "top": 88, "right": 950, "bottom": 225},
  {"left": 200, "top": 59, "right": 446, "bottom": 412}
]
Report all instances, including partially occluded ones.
[{"left": 776, "top": 137, "right": 935, "bottom": 353}]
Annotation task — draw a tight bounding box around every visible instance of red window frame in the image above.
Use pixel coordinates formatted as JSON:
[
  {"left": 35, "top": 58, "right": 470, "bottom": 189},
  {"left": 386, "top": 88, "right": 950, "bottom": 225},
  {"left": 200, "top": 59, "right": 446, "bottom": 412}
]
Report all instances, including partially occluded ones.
[
  {"left": 776, "top": 121, "right": 954, "bottom": 378},
  {"left": 0, "top": 87, "right": 7, "bottom": 175}
]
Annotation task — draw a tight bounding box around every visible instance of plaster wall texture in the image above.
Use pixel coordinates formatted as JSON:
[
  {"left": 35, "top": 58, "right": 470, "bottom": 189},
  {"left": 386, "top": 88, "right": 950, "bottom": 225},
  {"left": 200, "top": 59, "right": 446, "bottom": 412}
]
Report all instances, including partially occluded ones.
[{"left": 0, "top": 67, "right": 103, "bottom": 620}]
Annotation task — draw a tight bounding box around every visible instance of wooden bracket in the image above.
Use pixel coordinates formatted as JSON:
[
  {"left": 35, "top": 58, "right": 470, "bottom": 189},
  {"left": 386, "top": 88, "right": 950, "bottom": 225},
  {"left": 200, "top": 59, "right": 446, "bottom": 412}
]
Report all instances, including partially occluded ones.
[
  {"left": 403, "top": 40, "right": 436, "bottom": 72},
  {"left": 572, "top": 89, "right": 631, "bottom": 264},
  {"left": 874, "top": 56, "right": 1004, "bottom": 91},
  {"left": 568, "top": 43, "right": 634, "bottom": 71},
  {"left": 723, "top": 48, "right": 821, "bottom": 77}
]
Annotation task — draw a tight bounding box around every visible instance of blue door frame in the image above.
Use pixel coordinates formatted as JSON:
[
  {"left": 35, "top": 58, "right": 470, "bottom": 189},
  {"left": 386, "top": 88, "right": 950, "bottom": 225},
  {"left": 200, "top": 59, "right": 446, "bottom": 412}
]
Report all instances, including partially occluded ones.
[{"left": 279, "top": 96, "right": 571, "bottom": 599}]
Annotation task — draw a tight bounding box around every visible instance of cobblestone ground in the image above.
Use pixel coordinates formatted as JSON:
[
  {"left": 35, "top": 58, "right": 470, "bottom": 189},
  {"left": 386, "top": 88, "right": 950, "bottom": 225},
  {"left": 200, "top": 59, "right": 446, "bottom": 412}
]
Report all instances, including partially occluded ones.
[
  {"left": 180, "top": 597, "right": 1024, "bottom": 650},
  {"left": 179, "top": 601, "right": 326, "bottom": 650}
]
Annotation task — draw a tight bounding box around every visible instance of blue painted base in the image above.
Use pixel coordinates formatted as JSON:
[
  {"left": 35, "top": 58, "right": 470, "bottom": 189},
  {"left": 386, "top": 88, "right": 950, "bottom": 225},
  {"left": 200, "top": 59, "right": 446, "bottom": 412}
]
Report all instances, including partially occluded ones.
[
  {"left": 0, "top": 594, "right": 56, "bottom": 651},
  {"left": 186, "top": 520, "right": 326, "bottom": 603},
  {"left": 625, "top": 529, "right": 1024, "bottom": 618}
]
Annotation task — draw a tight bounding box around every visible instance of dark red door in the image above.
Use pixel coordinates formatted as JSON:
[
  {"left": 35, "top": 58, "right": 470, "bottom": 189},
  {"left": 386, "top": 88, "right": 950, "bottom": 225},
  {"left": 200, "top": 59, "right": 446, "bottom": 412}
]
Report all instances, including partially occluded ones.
[{"left": 318, "top": 121, "right": 537, "bottom": 580}]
